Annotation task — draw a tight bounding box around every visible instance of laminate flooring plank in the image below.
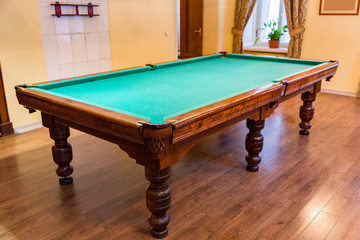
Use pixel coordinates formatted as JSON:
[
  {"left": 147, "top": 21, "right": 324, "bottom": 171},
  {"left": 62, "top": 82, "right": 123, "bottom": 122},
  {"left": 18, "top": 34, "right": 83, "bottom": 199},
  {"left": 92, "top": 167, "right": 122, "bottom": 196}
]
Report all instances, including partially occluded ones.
[
  {"left": 297, "top": 211, "right": 339, "bottom": 240},
  {"left": 324, "top": 182, "right": 360, "bottom": 240}
]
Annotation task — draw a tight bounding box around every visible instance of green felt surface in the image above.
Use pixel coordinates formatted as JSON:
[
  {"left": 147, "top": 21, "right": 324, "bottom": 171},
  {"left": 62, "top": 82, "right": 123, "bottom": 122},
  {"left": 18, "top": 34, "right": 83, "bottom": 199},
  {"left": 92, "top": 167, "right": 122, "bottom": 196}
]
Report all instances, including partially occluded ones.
[{"left": 30, "top": 54, "right": 326, "bottom": 123}]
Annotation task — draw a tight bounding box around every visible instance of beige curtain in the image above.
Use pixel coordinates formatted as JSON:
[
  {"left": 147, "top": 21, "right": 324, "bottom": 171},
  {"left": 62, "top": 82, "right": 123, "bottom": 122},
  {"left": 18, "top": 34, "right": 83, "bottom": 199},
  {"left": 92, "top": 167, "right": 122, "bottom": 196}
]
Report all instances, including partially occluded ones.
[
  {"left": 232, "top": 0, "right": 257, "bottom": 53},
  {"left": 284, "top": 0, "right": 308, "bottom": 58}
]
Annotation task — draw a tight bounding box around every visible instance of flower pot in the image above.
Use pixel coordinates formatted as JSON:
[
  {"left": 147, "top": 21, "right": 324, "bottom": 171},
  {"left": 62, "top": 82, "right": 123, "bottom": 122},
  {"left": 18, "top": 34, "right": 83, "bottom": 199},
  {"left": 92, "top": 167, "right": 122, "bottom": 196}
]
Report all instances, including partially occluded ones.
[{"left": 268, "top": 40, "right": 280, "bottom": 48}]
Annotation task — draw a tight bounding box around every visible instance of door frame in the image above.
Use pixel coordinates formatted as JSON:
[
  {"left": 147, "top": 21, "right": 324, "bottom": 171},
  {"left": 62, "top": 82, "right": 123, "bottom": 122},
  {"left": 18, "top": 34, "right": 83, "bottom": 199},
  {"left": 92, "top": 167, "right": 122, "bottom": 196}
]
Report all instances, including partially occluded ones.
[
  {"left": 176, "top": 0, "right": 203, "bottom": 59},
  {"left": 0, "top": 64, "right": 14, "bottom": 136},
  {"left": 175, "top": 0, "right": 224, "bottom": 59}
]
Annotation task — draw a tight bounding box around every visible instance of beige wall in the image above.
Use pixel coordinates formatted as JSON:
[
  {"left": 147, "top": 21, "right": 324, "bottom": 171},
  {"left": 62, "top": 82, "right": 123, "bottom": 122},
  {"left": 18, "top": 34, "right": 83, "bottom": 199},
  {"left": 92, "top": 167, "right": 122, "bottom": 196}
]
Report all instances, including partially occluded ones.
[
  {"left": 0, "top": 0, "right": 45, "bottom": 128},
  {"left": 108, "top": 0, "right": 177, "bottom": 69},
  {"left": 219, "top": 0, "right": 236, "bottom": 53},
  {"left": 302, "top": 0, "right": 360, "bottom": 94},
  {"left": 203, "top": 0, "right": 220, "bottom": 55}
]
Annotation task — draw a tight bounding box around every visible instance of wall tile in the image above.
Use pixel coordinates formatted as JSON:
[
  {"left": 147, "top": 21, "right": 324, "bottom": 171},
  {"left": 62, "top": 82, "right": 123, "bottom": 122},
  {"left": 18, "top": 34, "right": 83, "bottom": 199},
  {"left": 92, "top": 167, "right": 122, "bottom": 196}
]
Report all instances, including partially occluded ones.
[
  {"left": 40, "top": 17, "right": 57, "bottom": 36},
  {"left": 38, "top": 3, "right": 56, "bottom": 35},
  {"left": 55, "top": 17, "right": 71, "bottom": 34},
  {"left": 38, "top": 1, "right": 52, "bottom": 17},
  {"left": 83, "top": 16, "right": 98, "bottom": 33},
  {"left": 87, "top": 60, "right": 101, "bottom": 74},
  {"left": 100, "top": 59, "right": 112, "bottom": 72},
  {"left": 46, "top": 65, "right": 61, "bottom": 81},
  {"left": 60, "top": 63, "right": 75, "bottom": 79},
  {"left": 39, "top": 0, "right": 110, "bottom": 80},
  {"left": 57, "top": 35, "right": 74, "bottom": 64},
  {"left": 97, "top": 5, "right": 109, "bottom": 32},
  {"left": 74, "top": 62, "right": 89, "bottom": 76},
  {"left": 38, "top": 0, "right": 56, "bottom": 3},
  {"left": 86, "top": 33, "right": 100, "bottom": 61},
  {"left": 82, "top": 0, "right": 95, "bottom": 4},
  {"left": 98, "top": 32, "right": 111, "bottom": 59},
  {"left": 61, "top": 6, "right": 75, "bottom": 15},
  {"left": 72, "top": 34, "right": 87, "bottom": 62},
  {"left": 42, "top": 35, "right": 60, "bottom": 65},
  {"left": 78, "top": 5, "right": 89, "bottom": 15},
  {"left": 70, "top": 17, "right": 85, "bottom": 34}
]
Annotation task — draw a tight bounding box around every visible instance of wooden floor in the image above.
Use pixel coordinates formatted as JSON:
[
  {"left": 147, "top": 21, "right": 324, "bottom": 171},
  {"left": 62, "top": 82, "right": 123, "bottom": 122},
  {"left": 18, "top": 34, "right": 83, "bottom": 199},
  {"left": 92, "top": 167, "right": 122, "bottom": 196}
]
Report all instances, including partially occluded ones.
[{"left": 0, "top": 93, "right": 359, "bottom": 240}]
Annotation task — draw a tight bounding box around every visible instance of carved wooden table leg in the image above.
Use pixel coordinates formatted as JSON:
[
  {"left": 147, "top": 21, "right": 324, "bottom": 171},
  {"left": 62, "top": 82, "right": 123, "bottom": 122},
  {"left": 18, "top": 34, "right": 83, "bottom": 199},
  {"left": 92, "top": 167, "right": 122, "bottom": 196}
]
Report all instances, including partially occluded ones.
[
  {"left": 245, "top": 119, "right": 265, "bottom": 172},
  {"left": 145, "top": 167, "right": 171, "bottom": 239},
  {"left": 299, "top": 91, "right": 316, "bottom": 135},
  {"left": 49, "top": 124, "right": 73, "bottom": 185}
]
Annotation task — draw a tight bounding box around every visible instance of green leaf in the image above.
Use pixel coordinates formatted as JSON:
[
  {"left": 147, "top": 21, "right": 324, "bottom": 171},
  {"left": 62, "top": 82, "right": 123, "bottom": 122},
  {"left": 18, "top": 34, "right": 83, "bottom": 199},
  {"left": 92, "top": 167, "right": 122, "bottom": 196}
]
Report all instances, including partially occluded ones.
[{"left": 258, "top": 19, "right": 287, "bottom": 40}]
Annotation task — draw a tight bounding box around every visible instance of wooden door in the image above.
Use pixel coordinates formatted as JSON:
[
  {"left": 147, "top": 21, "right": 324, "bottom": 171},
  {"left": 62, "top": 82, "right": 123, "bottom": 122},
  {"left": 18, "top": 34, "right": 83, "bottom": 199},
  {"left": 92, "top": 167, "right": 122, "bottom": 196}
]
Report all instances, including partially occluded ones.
[
  {"left": 0, "top": 64, "right": 14, "bottom": 136},
  {"left": 180, "top": 0, "right": 203, "bottom": 58}
]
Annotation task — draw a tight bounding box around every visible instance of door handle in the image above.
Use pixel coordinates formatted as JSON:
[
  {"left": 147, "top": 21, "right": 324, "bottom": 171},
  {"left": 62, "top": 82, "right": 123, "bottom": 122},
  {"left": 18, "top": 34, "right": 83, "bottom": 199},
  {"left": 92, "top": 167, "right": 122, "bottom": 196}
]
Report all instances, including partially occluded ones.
[{"left": 194, "top": 28, "right": 202, "bottom": 35}]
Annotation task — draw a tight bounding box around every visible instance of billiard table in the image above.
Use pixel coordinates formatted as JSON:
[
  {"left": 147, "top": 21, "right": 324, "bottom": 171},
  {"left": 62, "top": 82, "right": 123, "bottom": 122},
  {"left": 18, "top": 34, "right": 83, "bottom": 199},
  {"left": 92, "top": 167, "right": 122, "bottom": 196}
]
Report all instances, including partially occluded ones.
[{"left": 15, "top": 52, "right": 338, "bottom": 238}]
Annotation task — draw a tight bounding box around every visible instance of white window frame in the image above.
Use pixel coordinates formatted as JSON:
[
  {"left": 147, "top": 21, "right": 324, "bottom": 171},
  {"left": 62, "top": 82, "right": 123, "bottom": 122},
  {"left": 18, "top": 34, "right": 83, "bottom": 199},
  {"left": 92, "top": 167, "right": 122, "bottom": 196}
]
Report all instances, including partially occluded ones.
[{"left": 243, "top": 0, "right": 289, "bottom": 49}]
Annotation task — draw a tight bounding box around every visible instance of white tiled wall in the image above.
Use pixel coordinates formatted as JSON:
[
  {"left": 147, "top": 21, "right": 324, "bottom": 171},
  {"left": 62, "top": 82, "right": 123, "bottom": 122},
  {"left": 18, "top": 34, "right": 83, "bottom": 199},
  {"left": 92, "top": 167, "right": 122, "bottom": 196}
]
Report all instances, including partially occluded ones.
[{"left": 38, "top": 0, "right": 112, "bottom": 81}]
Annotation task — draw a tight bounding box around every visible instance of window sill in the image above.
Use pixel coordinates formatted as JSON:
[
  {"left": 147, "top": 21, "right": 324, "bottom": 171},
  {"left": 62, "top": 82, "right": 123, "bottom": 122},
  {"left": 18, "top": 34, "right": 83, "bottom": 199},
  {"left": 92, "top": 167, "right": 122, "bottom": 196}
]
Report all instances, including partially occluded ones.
[{"left": 244, "top": 45, "right": 288, "bottom": 53}]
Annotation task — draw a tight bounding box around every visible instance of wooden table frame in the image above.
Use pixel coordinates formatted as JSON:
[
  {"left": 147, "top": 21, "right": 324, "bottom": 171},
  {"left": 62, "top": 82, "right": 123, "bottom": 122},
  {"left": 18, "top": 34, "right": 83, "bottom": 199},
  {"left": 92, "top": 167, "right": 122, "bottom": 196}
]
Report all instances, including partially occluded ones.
[{"left": 15, "top": 53, "right": 338, "bottom": 238}]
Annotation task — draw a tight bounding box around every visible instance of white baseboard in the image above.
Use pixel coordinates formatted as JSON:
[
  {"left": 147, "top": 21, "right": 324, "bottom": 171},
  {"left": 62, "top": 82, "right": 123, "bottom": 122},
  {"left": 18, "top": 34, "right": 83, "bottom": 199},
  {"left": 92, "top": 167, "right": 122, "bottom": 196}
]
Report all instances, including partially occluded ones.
[
  {"left": 320, "top": 88, "right": 357, "bottom": 97},
  {"left": 14, "top": 121, "right": 43, "bottom": 134}
]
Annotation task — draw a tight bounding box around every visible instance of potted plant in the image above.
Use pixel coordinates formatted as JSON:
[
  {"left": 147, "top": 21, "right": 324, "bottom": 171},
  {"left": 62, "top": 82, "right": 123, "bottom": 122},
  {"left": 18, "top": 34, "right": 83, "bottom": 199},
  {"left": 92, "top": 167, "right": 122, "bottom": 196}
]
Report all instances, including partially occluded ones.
[{"left": 255, "top": 19, "right": 288, "bottom": 48}]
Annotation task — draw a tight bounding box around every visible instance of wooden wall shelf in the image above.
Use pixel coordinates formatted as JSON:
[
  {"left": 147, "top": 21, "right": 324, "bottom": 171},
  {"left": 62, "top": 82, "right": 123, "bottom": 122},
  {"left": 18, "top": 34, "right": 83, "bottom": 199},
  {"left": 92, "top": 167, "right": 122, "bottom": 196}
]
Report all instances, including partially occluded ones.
[{"left": 51, "top": 2, "right": 99, "bottom": 18}]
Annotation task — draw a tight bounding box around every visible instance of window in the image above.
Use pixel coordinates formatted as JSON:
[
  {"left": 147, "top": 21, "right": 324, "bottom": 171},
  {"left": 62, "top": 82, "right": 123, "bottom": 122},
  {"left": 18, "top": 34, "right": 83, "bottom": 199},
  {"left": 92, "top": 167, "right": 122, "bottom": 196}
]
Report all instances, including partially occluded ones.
[{"left": 243, "top": 0, "right": 290, "bottom": 48}]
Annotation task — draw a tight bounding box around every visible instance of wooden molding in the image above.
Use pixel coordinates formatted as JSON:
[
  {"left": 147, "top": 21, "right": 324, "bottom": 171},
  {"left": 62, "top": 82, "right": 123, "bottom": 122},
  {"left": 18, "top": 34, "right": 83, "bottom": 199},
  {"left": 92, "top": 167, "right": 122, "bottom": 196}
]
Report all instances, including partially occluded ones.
[
  {"left": 0, "top": 63, "right": 14, "bottom": 136},
  {"left": 0, "top": 122, "right": 14, "bottom": 136},
  {"left": 319, "top": 0, "right": 360, "bottom": 15}
]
